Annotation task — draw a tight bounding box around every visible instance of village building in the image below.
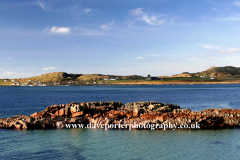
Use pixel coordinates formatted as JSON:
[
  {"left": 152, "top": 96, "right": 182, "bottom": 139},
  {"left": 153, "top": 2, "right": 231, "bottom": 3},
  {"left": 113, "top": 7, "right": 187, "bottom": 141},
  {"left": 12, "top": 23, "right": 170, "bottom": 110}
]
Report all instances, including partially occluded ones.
[{"left": 146, "top": 74, "right": 161, "bottom": 80}]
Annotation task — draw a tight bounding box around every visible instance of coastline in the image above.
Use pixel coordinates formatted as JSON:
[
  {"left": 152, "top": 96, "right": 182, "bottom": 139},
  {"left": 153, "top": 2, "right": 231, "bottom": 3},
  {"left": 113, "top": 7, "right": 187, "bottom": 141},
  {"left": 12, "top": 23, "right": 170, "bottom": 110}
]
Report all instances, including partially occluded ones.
[{"left": 1, "top": 81, "right": 240, "bottom": 86}]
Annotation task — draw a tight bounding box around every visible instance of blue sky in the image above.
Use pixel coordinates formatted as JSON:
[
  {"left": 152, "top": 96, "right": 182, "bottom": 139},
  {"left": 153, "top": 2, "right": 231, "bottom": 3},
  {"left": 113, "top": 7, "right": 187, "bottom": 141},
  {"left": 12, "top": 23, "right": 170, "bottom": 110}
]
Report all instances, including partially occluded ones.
[{"left": 1, "top": 0, "right": 240, "bottom": 78}]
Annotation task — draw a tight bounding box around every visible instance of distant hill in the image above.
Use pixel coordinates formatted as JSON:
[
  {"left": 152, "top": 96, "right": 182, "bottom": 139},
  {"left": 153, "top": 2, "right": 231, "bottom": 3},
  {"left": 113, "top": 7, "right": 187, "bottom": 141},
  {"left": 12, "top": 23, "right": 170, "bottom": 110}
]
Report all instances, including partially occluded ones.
[
  {"left": 168, "top": 72, "right": 196, "bottom": 78},
  {"left": 16, "top": 66, "right": 240, "bottom": 83},
  {"left": 20, "top": 72, "right": 145, "bottom": 82},
  {"left": 77, "top": 74, "right": 110, "bottom": 81},
  {"left": 21, "top": 72, "right": 83, "bottom": 82},
  {"left": 199, "top": 66, "right": 240, "bottom": 77},
  {"left": 161, "top": 66, "right": 240, "bottom": 78}
]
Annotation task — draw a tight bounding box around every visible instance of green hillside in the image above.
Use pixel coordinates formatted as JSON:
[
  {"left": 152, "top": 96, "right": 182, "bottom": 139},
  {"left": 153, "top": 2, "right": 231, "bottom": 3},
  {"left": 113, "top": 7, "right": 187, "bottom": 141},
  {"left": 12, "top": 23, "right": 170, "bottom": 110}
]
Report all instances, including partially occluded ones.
[
  {"left": 20, "top": 72, "right": 82, "bottom": 82},
  {"left": 199, "top": 66, "right": 240, "bottom": 77}
]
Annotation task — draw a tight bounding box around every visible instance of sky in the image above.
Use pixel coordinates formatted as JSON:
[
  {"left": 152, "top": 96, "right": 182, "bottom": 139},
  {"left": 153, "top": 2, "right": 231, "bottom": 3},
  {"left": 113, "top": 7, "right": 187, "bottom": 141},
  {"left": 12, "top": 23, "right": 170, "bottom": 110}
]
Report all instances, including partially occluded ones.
[{"left": 1, "top": 0, "right": 240, "bottom": 78}]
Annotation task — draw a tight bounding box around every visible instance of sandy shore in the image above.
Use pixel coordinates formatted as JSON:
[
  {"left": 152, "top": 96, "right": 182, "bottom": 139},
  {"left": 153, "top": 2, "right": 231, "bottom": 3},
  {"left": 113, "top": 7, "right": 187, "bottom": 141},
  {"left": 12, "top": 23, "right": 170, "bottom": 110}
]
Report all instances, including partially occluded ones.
[{"left": 107, "top": 81, "right": 240, "bottom": 85}]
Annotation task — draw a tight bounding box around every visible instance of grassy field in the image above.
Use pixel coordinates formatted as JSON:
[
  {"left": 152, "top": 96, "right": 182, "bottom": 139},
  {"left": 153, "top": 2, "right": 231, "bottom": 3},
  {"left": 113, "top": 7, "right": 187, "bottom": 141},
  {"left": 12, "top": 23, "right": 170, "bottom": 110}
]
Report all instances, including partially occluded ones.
[
  {"left": 0, "top": 81, "right": 13, "bottom": 86},
  {"left": 162, "top": 77, "right": 218, "bottom": 82},
  {"left": 0, "top": 79, "right": 14, "bottom": 86},
  {"left": 102, "top": 79, "right": 148, "bottom": 84},
  {"left": 0, "top": 79, "right": 32, "bottom": 86},
  {"left": 97, "top": 77, "right": 240, "bottom": 85},
  {"left": 2, "top": 76, "right": 240, "bottom": 86}
]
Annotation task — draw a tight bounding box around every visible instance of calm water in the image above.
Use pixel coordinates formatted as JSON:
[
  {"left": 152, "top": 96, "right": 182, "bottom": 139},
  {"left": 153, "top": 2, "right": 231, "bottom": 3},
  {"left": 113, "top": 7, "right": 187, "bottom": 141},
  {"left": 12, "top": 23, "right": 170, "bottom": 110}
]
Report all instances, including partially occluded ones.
[{"left": 0, "top": 85, "right": 240, "bottom": 159}]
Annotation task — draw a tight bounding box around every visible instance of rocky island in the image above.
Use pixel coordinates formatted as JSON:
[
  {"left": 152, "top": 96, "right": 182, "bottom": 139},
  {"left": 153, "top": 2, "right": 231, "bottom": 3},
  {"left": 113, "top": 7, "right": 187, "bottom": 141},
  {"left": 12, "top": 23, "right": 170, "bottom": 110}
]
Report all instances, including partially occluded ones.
[{"left": 0, "top": 101, "right": 240, "bottom": 130}]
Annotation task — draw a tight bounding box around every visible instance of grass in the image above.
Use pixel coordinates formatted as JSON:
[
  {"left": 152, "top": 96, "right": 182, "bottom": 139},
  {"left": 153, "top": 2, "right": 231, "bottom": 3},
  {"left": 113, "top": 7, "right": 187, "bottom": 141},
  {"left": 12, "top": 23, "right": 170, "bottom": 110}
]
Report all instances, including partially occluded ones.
[
  {"left": 96, "top": 77, "right": 240, "bottom": 85},
  {"left": 162, "top": 77, "right": 218, "bottom": 82},
  {"left": 2, "top": 76, "right": 240, "bottom": 86},
  {"left": 106, "top": 80, "right": 147, "bottom": 84},
  {"left": 0, "top": 79, "right": 17, "bottom": 86},
  {"left": 102, "top": 77, "right": 217, "bottom": 83},
  {"left": 0, "top": 81, "right": 13, "bottom": 86}
]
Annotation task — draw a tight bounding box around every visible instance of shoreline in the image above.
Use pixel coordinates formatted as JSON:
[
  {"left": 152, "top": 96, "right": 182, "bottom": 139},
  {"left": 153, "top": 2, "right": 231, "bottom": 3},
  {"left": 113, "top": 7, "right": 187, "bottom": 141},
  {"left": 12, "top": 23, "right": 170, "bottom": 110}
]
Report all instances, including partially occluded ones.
[{"left": 1, "top": 81, "right": 240, "bottom": 86}]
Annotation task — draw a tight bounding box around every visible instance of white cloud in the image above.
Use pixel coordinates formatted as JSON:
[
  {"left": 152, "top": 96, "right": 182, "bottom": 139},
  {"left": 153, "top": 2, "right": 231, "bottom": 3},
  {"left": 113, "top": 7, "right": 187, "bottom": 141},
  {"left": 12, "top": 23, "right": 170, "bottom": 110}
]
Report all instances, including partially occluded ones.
[
  {"left": 130, "top": 8, "right": 144, "bottom": 16},
  {"left": 7, "top": 57, "right": 11, "bottom": 60},
  {"left": 43, "top": 26, "right": 50, "bottom": 32},
  {"left": 43, "top": 26, "right": 71, "bottom": 34},
  {"left": 43, "top": 67, "right": 56, "bottom": 70},
  {"left": 128, "top": 8, "right": 167, "bottom": 25},
  {"left": 3, "top": 71, "right": 16, "bottom": 75},
  {"left": 37, "top": 0, "right": 47, "bottom": 11},
  {"left": 135, "top": 56, "right": 145, "bottom": 59},
  {"left": 198, "top": 44, "right": 221, "bottom": 49},
  {"left": 0, "top": 71, "right": 33, "bottom": 78},
  {"left": 83, "top": 8, "right": 92, "bottom": 13},
  {"left": 100, "top": 20, "right": 115, "bottom": 30},
  {"left": 36, "top": 1, "right": 93, "bottom": 14},
  {"left": 50, "top": 26, "right": 71, "bottom": 34},
  {"left": 219, "top": 48, "right": 240, "bottom": 53},
  {"left": 100, "top": 25, "right": 109, "bottom": 30}
]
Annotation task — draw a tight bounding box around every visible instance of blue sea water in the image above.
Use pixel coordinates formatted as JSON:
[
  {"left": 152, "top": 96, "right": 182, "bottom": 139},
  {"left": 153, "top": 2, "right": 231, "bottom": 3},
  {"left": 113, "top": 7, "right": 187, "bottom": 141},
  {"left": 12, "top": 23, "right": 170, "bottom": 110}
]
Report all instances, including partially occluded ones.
[{"left": 0, "top": 84, "right": 240, "bottom": 159}]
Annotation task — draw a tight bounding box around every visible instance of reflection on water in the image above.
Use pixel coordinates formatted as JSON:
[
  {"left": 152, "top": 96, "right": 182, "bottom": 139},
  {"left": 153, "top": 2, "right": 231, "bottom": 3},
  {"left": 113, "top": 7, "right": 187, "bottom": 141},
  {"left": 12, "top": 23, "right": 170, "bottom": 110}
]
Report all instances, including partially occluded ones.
[
  {"left": 1, "top": 129, "right": 240, "bottom": 159},
  {"left": 1, "top": 85, "right": 240, "bottom": 159},
  {"left": 1, "top": 84, "right": 240, "bottom": 117}
]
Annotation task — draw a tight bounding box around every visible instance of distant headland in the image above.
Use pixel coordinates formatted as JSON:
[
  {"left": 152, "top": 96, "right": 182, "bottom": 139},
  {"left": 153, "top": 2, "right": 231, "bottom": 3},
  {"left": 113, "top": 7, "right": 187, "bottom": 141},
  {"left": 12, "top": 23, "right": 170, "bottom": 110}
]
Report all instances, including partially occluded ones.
[{"left": 1, "top": 66, "right": 240, "bottom": 86}]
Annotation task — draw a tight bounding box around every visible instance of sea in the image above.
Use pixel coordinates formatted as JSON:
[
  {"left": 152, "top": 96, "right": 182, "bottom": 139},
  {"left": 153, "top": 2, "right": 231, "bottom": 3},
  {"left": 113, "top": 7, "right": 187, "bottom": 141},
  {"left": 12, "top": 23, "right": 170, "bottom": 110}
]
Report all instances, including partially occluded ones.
[{"left": 0, "top": 84, "right": 240, "bottom": 160}]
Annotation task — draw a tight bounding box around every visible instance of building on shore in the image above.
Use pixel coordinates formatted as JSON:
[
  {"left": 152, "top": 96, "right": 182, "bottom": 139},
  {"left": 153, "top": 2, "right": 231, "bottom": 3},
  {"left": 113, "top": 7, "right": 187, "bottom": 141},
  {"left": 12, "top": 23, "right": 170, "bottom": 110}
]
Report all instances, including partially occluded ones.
[{"left": 146, "top": 74, "right": 161, "bottom": 80}]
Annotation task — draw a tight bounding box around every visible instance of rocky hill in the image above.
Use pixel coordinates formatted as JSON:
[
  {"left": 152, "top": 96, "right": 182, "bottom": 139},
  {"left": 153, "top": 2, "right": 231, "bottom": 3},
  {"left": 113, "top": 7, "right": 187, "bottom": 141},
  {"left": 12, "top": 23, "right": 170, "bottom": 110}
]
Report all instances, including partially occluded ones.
[
  {"left": 164, "top": 66, "right": 240, "bottom": 78},
  {"left": 21, "top": 72, "right": 83, "bottom": 82},
  {"left": 20, "top": 72, "right": 145, "bottom": 82},
  {"left": 199, "top": 66, "right": 240, "bottom": 77},
  {"left": 168, "top": 72, "right": 197, "bottom": 78}
]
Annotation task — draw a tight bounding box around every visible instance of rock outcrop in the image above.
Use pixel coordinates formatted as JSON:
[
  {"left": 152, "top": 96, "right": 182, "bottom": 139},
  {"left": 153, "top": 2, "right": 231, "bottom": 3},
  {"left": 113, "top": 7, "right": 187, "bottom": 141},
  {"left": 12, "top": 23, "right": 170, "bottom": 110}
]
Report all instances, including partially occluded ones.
[{"left": 0, "top": 101, "right": 240, "bottom": 130}]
